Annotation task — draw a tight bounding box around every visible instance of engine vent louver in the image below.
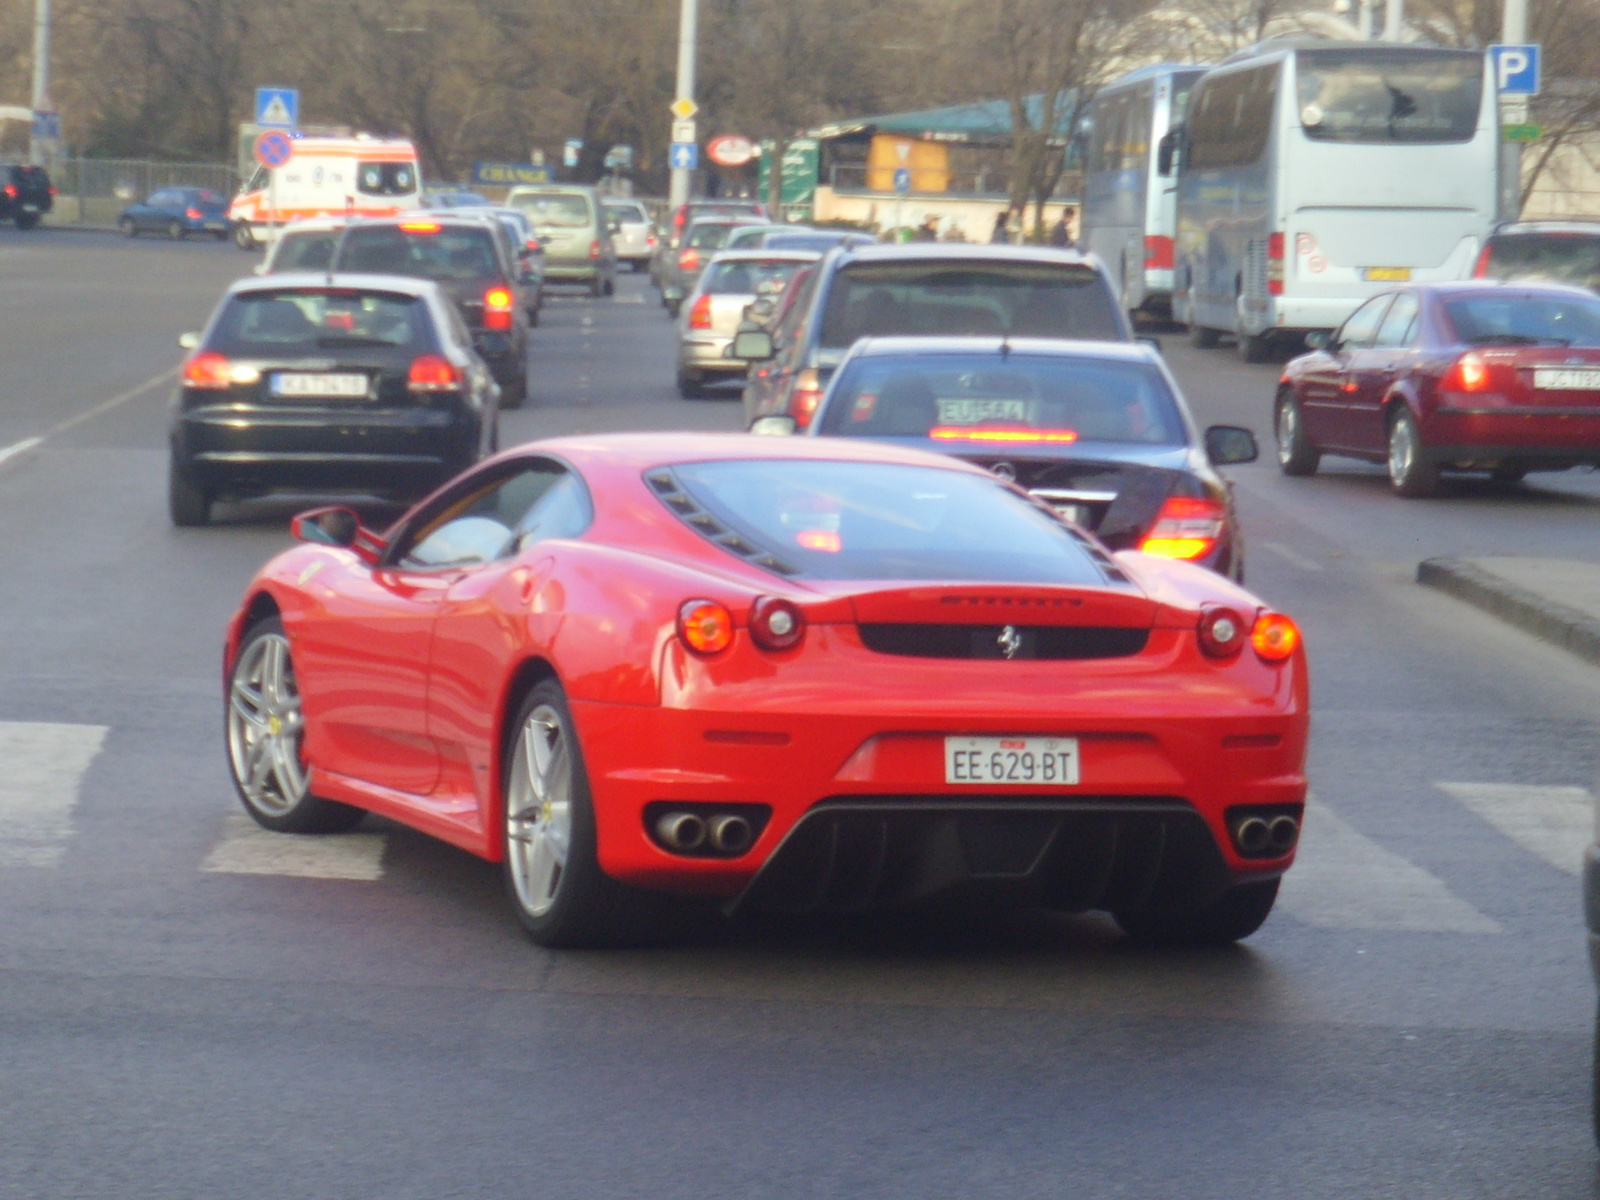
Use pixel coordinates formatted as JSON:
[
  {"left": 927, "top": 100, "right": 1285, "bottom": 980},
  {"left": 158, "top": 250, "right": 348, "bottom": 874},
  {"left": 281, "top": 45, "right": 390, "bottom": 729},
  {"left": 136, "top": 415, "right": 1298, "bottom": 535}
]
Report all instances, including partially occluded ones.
[{"left": 646, "top": 468, "right": 800, "bottom": 576}]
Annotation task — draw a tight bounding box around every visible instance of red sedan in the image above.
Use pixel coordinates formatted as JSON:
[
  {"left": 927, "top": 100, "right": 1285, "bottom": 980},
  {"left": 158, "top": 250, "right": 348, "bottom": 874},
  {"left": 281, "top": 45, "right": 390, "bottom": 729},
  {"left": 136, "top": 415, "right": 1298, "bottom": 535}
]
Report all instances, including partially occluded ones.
[
  {"left": 224, "top": 435, "right": 1308, "bottom": 947},
  {"left": 1275, "top": 281, "right": 1600, "bottom": 496}
]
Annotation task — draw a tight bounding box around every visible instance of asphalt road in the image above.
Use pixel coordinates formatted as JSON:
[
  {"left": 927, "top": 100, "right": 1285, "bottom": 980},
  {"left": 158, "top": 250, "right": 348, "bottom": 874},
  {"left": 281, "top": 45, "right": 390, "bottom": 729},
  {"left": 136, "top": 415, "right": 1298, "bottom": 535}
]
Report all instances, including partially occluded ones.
[{"left": 2, "top": 228, "right": 1599, "bottom": 1199}]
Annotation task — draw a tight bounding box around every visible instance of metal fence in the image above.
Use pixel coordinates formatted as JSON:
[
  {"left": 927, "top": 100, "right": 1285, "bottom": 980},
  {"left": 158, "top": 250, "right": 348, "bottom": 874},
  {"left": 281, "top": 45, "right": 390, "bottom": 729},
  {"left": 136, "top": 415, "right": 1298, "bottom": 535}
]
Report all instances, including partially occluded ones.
[{"left": 47, "top": 157, "right": 241, "bottom": 228}]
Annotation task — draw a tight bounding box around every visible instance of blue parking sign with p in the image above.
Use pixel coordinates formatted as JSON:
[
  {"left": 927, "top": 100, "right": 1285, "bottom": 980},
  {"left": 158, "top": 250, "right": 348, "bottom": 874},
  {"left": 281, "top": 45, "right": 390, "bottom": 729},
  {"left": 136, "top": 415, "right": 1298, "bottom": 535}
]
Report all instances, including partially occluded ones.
[
  {"left": 1489, "top": 44, "right": 1540, "bottom": 96},
  {"left": 255, "top": 87, "right": 299, "bottom": 129}
]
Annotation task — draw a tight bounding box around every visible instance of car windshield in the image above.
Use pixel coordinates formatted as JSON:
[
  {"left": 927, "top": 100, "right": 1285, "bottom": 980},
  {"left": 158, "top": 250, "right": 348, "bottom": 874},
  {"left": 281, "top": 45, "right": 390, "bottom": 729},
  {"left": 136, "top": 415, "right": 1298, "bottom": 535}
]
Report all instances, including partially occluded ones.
[
  {"left": 271, "top": 230, "right": 338, "bottom": 273},
  {"left": 765, "top": 233, "right": 856, "bottom": 252},
  {"left": 1445, "top": 293, "right": 1600, "bottom": 346},
  {"left": 1297, "top": 48, "right": 1482, "bottom": 144},
  {"left": 1485, "top": 234, "right": 1600, "bottom": 294},
  {"left": 819, "top": 262, "right": 1122, "bottom": 348},
  {"left": 818, "top": 353, "right": 1186, "bottom": 445},
  {"left": 701, "top": 258, "right": 810, "bottom": 297},
  {"left": 667, "top": 459, "right": 1106, "bottom": 583},
  {"left": 510, "top": 193, "right": 591, "bottom": 227},
  {"left": 336, "top": 225, "right": 502, "bottom": 281},
  {"left": 356, "top": 162, "right": 417, "bottom": 197},
  {"left": 210, "top": 290, "right": 426, "bottom": 353},
  {"left": 687, "top": 223, "right": 741, "bottom": 249}
]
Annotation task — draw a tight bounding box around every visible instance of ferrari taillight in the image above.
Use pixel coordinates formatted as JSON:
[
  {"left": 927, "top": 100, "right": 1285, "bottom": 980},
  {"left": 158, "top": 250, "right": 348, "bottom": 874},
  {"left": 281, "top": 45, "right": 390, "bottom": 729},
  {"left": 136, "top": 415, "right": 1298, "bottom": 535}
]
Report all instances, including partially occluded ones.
[
  {"left": 1251, "top": 612, "right": 1300, "bottom": 662},
  {"left": 678, "top": 599, "right": 734, "bottom": 655},
  {"left": 407, "top": 355, "right": 460, "bottom": 392},
  {"left": 182, "top": 351, "right": 232, "bottom": 390},
  {"left": 483, "top": 286, "right": 514, "bottom": 331},
  {"left": 688, "top": 294, "right": 713, "bottom": 330},
  {"left": 1140, "top": 495, "right": 1226, "bottom": 561},
  {"left": 1197, "top": 606, "right": 1247, "bottom": 658},
  {"left": 749, "top": 597, "right": 804, "bottom": 652}
]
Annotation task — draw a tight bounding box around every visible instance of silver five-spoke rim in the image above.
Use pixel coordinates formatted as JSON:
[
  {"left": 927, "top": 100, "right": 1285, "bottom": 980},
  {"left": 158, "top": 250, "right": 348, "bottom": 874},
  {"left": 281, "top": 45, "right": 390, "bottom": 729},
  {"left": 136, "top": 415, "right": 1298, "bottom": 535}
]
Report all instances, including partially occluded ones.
[
  {"left": 1389, "top": 417, "right": 1415, "bottom": 482},
  {"left": 227, "top": 633, "right": 308, "bottom": 817},
  {"left": 506, "top": 705, "right": 574, "bottom": 918},
  {"left": 1276, "top": 400, "right": 1297, "bottom": 465}
]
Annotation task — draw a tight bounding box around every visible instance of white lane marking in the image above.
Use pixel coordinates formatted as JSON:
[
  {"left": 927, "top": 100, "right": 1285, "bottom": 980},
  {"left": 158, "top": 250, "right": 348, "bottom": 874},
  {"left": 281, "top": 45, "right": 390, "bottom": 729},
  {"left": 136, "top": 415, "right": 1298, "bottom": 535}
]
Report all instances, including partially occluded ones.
[
  {"left": 611, "top": 293, "right": 644, "bottom": 304},
  {"left": 202, "top": 812, "right": 386, "bottom": 881},
  {"left": 1261, "top": 541, "right": 1324, "bottom": 572},
  {"left": 1278, "top": 799, "right": 1501, "bottom": 933},
  {"left": 0, "top": 722, "right": 109, "bottom": 867},
  {"left": 1435, "top": 782, "right": 1592, "bottom": 877},
  {"left": 0, "top": 436, "right": 42, "bottom": 470}
]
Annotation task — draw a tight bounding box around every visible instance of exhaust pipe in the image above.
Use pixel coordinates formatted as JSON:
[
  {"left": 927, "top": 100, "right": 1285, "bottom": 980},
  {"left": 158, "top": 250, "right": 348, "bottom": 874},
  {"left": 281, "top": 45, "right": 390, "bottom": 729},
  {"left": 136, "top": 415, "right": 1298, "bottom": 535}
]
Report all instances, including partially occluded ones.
[
  {"left": 1267, "top": 815, "right": 1300, "bottom": 854},
  {"left": 707, "top": 813, "right": 754, "bottom": 856},
  {"left": 1234, "top": 816, "right": 1271, "bottom": 856},
  {"left": 655, "top": 811, "right": 707, "bottom": 852}
]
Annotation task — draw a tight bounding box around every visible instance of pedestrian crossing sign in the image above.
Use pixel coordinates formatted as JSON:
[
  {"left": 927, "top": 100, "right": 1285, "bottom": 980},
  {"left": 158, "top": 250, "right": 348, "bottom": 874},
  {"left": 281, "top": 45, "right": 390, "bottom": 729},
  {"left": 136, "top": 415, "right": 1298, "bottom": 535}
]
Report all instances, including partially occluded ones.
[{"left": 255, "top": 87, "right": 299, "bottom": 130}]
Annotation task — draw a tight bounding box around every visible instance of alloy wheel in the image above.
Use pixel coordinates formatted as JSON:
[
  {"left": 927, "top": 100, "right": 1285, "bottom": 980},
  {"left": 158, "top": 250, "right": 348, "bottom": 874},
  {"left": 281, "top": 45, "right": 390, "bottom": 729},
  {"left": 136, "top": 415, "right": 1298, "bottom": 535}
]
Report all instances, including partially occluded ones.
[
  {"left": 1276, "top": 401, "right": 1298, "bottom": 466},
  {"left": 505, "top": 704, "right": 574, "bottom": 918},
  {"left": 1388, "top": 416, "right": 1416, "bottom": 482},
  {"left": 227, "top": 633, "right": 308, "bottom": 817}
]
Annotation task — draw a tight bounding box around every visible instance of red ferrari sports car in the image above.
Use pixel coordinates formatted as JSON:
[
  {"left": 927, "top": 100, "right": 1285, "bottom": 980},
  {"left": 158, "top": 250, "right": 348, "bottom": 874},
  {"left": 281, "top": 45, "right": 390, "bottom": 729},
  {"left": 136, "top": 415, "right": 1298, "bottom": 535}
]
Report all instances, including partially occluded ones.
[{"left": 224, "top": 434, "right": 1308, "bottom": 947}]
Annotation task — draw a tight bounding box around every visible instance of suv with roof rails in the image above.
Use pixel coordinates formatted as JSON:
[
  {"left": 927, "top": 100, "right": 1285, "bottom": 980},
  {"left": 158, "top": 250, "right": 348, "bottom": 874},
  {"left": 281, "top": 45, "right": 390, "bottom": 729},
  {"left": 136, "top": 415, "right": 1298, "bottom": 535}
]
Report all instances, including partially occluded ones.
[
  {"left": 330, "top": 213, "right": 533, "bottom": 408},
  {"left": 1473, "top": 219, "right": 1600, "bottom": 295},
  {"left": 731, "top": 242, "right": 1130, "bottom": 429}
]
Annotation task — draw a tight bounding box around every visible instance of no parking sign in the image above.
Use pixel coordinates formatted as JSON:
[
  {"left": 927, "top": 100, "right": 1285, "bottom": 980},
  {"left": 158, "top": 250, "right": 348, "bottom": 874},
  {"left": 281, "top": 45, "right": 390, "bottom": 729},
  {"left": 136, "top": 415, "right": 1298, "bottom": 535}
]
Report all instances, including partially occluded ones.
[{"left": 253, "top": 130, "right": 294, "bottom": 170}]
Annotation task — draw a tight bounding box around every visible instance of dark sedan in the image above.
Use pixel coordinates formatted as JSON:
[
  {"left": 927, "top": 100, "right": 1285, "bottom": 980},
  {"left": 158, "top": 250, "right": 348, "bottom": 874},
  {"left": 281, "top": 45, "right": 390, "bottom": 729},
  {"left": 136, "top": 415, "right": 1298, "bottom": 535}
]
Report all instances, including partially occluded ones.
[
  {"left": 168, "top": 273, "right": 499, "bottom": 526},
  {"left": 770, "top": 336, "right": 1257, "bottom": 579},
  {"left": 1275, "top": 280, "right": 1600, "bottom": 496},
  {"left": 119, "top": 187, "right": 230, "bottom": 240}
]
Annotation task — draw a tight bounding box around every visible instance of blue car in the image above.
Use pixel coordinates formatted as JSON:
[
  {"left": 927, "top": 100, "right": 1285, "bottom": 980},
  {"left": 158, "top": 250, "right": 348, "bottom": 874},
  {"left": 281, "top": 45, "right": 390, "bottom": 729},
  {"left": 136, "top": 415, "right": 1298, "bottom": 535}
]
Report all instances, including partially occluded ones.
[{"left": 118, "top": 187, "right": 231, "bottom": 240}]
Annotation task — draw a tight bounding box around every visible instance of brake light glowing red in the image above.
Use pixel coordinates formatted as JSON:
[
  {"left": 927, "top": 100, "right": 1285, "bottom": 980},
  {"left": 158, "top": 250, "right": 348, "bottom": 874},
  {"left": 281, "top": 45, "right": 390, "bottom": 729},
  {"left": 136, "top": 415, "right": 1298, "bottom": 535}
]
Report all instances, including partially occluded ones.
[
  {"left": 1251, "top": 612, "right": 1300, "bottom": 662},
  {"left": 1144, "top": 234, "right": 1175, "bottom": 270},
  {"left": 678, "top": 599, "right": 734, "bottom": 655},
  {"left": 1140, "top": 495, "right": 1227, "bottom": 561},
  {"left": 3, "top": 184, "right": 15, "bottom": 198},
  {"left": 483, "top": 286, "right": 514, "bottom": 331},
  {"left": 1266, "top": 232, "right": 1285, "bottom": 296},
  {"left": 678, "top": 247, "right": 699, "bottom": 272},
  {"left": 688, "top": 294, "right": 713, "bottom": 329},
  {"left": 789, "top": 368, "right": 823, "bottom": 429},
  {"left": 182, "top": 351, "right": 233, "bottom": 390},
  {"left": 1472, "top": 243, "right": 1493, "bottom": 277},
  {"left": 795, "top": 530, "right": 841, "bottom": 553},
  {"left": 1443, "top": 351, "right": 1491, "bottom": 392},
  {"left": 185, "top": 207, "right": 202, "bottom": 220},
  {"left": 407, "top": 355, "right": 460, "bottom": 391},
  {"left": 929, "top": 427, "right": 1079, "bottom": 444},
  {"left": 589, "top": 239, "right": 601, "bottom": 260}
]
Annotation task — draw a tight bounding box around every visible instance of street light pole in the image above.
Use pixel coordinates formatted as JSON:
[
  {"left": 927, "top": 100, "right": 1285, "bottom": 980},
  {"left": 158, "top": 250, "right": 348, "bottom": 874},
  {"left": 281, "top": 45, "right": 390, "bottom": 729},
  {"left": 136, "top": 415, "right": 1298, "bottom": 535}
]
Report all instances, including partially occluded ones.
[
  {"left": 28, "top": 0, "right": 49, "bottom": 166},
  {"left": 1383, "top": 0, "right": 1403, "bottom": 40},
  {"left": 668, "top": 0, "right": 699, "bottom": 210},
  {"left": 1500, "top": 0, "right": 1528, "bottom": 218}
]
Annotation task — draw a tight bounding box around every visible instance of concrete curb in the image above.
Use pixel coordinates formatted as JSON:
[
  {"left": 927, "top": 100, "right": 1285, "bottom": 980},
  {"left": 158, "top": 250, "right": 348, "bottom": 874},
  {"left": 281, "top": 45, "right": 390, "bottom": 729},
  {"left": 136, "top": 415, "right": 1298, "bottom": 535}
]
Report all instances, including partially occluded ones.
[{"left": 1418, "top": 557, "right": 1600, "bottom": 668}]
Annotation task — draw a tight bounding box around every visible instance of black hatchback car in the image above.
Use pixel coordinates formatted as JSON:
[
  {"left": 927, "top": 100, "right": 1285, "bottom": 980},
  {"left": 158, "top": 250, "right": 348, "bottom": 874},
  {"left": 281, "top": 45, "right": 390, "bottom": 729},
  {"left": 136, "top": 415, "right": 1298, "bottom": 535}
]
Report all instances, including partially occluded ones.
[
  {"left": 779, "top": 336, "right": 1258, "bottom": 579},
  {"left": 331, "top": 215, "right": 533, "bottom": 407},
  {"left": 168, "top": 273, "right": 499, "bottom": 526},
  {"left": 0, "top": 164, "right": 52, "bottom": 229}
]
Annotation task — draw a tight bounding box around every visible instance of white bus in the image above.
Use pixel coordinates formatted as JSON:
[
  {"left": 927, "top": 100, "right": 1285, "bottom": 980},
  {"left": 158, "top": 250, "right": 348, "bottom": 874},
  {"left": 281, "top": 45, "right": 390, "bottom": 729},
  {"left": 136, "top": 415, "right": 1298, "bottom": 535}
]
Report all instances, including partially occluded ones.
[
  {"left": 1169, "top": 40, "right": 1498, "bottom": 361},
  {"left": 1080, "top": 63, "right": 1206, "bottom": 316}
]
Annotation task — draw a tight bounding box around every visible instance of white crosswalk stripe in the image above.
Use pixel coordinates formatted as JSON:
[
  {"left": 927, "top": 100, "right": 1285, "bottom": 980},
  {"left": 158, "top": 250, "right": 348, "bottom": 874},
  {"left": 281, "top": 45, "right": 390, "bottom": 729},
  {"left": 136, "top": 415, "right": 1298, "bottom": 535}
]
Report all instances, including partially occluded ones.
[
  {"left": 1278, "top": 799, "right": 1501, "bottom": 934},
  {"left": 202, "top": 812, "right": 387, "bottom": 881},
  {"left": 0, "top": 721, "right": 108, "bottom": 867},
  {"left": 1434, "top": 782, "right": 1592, "bottom": 877}
]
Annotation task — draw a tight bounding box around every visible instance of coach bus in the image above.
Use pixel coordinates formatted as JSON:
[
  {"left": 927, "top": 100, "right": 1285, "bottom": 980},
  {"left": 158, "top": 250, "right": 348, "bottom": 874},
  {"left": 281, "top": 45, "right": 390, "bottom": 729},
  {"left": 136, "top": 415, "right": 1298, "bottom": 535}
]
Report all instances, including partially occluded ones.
[
  {"left": 1168, "top": 39, "right": 1498, "bottom": 361},
  {"left": 1080, "top": 64, "right": 1206, "bottom": 316}
]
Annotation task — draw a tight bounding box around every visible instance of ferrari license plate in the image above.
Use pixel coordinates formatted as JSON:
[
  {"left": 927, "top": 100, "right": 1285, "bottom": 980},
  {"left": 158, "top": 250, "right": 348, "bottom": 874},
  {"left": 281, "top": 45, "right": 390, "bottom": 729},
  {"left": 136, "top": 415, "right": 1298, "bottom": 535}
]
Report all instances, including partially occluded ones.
[
  {"left": 1533, "top": 367, "right": 1600, "bottom": 392},
  {"left": 1362, "top": 266, "right": 1411, "bottom": 282},
  {"left": 272, "top": 372, "right": 368, "bottom": 398},
  {"left": 945, "top": 737, "right": 1080, "bottom": 786}
]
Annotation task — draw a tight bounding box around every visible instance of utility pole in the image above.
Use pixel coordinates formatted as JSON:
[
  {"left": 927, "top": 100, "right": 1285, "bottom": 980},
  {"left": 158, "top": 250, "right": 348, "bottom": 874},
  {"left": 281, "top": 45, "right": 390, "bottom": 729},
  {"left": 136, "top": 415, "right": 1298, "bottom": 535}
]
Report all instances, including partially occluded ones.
[
  {"left": 1500, "top": 0, "right": 1528, "bottom": 218},
  {"left": 1383, "top": 0, "right": 1403, "bottom": 40},
  {"left": 668, "top": 0, "right": 699, "bottom": 210},
  {"left": 28, "top": 0, "right": 50, "bottom": 166}
]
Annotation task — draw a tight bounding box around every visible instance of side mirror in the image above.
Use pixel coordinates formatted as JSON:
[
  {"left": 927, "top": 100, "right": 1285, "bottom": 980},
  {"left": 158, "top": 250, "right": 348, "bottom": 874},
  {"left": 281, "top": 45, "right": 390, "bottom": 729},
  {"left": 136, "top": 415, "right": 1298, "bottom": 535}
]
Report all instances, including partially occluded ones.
[
  {"left": 1135, "top": 334, "right": 1162, "bottom": 354},
  {"left": 178, "top": 331, "right": 202, "bottom": 350},
  {"left": 731, "top": 329, "right": 775, "bottom": 361},
  {"left": 290, "top": 505, "right": 383, "bottom": 563},
  {"left": 749, "top": 415, "right": 798, "bottom": 436},
  {"left": 1204, "top": 425, "right": 1259, "bottom": 466},
  {"left": 1304, "top": 330, "right": 1333, "bottom": 351}
]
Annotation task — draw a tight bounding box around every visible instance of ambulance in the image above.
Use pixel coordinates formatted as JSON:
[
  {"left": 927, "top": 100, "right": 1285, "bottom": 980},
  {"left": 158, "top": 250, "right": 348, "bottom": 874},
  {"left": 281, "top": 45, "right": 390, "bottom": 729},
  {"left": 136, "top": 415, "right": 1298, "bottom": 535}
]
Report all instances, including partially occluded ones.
[{"left": 229, "top": 135, "right": 422, "bottom": 249}]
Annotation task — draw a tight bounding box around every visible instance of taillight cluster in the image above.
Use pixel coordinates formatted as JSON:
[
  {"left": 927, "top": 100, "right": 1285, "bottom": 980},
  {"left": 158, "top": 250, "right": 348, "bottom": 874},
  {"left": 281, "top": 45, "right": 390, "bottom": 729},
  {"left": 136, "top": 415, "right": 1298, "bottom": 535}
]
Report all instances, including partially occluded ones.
[
  {"left": 589, "top": 239, "right": 602, "bottom": 260},
  {"left": 185, "top": 207, "right": 202, "bottom": 220},
  {"left": 1442, "top": 350, "right": 1495, "bottom": 392},
  {"left": 787, "top": 368, "right": 824, "bottom": 429},
  {"left": 678, "top": 247, "right": 699, "bottom": 272},
  {"left": 677, "top": 596, "right": 806, "bottom": 656},
  {"left": 688, "top": 294, "right": 713, "bottom": 330},
  {"left": 1198, "top": 605, "right": 1300, "bottom": 663},
  {"left": 1139, "top": 495, "right": 1226, "bottom": 561},
  {"left": 407, "top": 355, "right": 460, "bottom": 392},
  {"left": 1266, "top": 232, "right": 1284, "bottom": 296},
  {"left": 1471, "top": 244, "right": 1493, "bottom": 278},
  {"left": 482, "top": 286, "right": 514, "bottom": 331},
  {"left": 182, "top": 351, "right": 234, "bottom": 390}
]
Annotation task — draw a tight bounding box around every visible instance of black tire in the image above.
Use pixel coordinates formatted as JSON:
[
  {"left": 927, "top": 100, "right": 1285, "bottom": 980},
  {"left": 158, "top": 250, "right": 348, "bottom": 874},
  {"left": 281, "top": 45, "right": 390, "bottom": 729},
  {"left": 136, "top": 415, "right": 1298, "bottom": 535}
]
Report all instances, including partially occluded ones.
[
  {"left": 1115, "top": 877, "right": 1280, "bottom": 946},
  {"left": 168, "top": 457, "right": 213, "bottom": 527},
  {"left": 665, "top": 299, "right": 681, "bottom": 319},
  {"left": 589, "top": 275, "right": 604, "bottom": 298},
  {"left": 1387, "top": 409, "right": 1439, "bottom": 498},
  {"left": 168, "top": 219, "right": 185, "bottom": 241},
  {"left": 1190, "top": 324, "right": 1221, "bottom": 349},
  {"left": 526, "top": 305, "right": 540, "bottom": 328},
  {"left": 499, "top": 374, "right": 527, "bottom": 410},
  {"left": 233, "top": 222, "right": 256, "bottom": 250},
  {"left": 226, "top": 618, "right": 366, "bottom": 834},
  {"left": 603, "top": 275, "right": 615, "bottom": 296},
  {"left": 14, "top": 211, "right": 38, "bottom": 230},
  {"left": 677, "top": 371, "right": 705, "bottom": 399},
  {"left": 119, "top": 216, "right": 137, "bottom": 238},
  {"left": 501, "top": 680, "right": 658, "bottom": 947},
  {"left": 1275, "top": 390, "right": 1321, "bottom": 477},
  {"left": 1238, "top": 330, "right": 1272, "bottom": 363},
  {"left": 1592, "top": 999, "right": 1600, "bottom": 1146}
]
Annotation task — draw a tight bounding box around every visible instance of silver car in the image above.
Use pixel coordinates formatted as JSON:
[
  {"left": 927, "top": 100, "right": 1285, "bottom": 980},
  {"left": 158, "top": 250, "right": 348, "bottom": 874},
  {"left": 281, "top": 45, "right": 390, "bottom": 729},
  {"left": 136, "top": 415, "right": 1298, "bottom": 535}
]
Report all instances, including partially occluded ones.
[
  {"left": 660, "top": 217, "right": 766, "bottom": 317},
  {"left": 603, "top": 199, "right": 655, "bottom": 270},
  {"left": 676, "top": 249, "right": 819, "bottom": 397}
]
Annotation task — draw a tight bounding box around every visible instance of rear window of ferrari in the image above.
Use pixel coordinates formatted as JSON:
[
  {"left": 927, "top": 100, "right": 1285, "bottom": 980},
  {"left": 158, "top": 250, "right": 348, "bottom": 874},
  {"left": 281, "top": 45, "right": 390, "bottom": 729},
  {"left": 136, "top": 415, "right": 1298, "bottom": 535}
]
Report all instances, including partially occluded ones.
[{"left": 652, "top": 459, "right": 1108, "bottom": 583}]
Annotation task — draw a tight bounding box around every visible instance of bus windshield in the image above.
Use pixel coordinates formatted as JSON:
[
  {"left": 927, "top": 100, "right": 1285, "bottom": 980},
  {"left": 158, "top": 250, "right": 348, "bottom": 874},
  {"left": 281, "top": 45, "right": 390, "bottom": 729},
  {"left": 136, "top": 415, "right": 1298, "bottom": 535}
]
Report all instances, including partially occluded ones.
[{"left": 1297, "top": 49, "right": 1482, "bottom": 144}]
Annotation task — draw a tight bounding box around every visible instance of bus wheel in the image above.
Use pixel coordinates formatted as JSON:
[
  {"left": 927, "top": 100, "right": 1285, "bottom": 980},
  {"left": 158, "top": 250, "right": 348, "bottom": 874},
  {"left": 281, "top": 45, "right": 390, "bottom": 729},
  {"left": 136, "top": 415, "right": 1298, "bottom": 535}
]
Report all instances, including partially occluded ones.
[
  {"left": 1189, "top": 325, "right": 1221, "bottom": 349},
  {"left": 1238, "top": 331, "right": 1273, "bottom": 363}
]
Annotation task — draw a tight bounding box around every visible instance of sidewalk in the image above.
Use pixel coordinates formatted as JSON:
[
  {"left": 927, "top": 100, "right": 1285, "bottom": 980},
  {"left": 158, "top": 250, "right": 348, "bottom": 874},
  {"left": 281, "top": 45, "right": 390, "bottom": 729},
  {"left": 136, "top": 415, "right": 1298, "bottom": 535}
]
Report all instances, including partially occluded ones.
[{"left": 1418, "top": 557, "right": 1600, "bottom": 667}]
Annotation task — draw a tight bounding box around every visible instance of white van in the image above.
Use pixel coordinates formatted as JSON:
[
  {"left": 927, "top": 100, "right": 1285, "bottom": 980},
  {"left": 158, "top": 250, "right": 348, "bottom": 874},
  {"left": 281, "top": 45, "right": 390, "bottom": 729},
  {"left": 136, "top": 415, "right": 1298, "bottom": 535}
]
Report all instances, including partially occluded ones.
[{"left": 229, "top": 136, "right": 421, "bottom": 249}]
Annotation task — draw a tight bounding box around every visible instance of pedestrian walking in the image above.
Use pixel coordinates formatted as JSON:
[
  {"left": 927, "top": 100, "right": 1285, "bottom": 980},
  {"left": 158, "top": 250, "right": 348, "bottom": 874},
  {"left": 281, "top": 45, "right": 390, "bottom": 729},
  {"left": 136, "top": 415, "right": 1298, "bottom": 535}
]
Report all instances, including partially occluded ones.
[
  {"left": 990, "top": 209, "right": 1010, "bottom": 244},
  {"left": 1050, "top": 210, "right": 1075, "bottom": 249},
  {"left": 915, "top": 214, "right": 939, "bottom": 242}
]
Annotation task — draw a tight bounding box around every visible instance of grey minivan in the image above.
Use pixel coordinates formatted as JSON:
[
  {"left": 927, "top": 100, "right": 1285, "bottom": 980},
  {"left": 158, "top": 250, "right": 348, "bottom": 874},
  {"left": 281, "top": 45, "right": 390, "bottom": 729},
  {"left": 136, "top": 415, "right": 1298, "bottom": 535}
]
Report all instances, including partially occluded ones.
[{"left": 506, "top": 185, "right": 618, "bottom": 296}]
